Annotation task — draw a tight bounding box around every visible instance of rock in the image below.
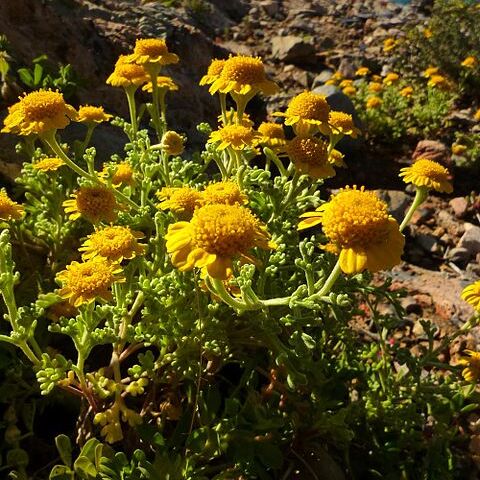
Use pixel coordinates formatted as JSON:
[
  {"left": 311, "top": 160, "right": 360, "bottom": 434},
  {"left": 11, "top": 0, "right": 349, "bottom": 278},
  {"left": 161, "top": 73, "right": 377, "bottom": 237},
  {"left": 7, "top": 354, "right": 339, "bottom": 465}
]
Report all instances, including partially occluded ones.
[
  {"left": 377, "top": 190, "right": 410, "bottom": 223},
  {"left": 311, "top": 70, "right": 334, "bottom": 89},
  {"left": 412, "top": 140, "right": 450, "bottom": 166},
  {"left": 458, "top": 223, "right": 480, "bottom": 258},
  {"left": 449, "top": 197, "right": 469, "bottom": 218},
  {"left": 402, "top": 296, "right": 422, "bottom": 315},
  {"left": 416, "top": 233, "right": 440, "bottom": 253},
  {"left": 271, "top": 35, "right": 316, "bottom": 64},
  {"left": 259, "top": 0, "right": 279, "bottom": 17},
  {"left": 312, "top": 85, "right": 356, "bottom": 116},
  {"left": 445, "top": 247, "right": 470, "bottom": 266}
]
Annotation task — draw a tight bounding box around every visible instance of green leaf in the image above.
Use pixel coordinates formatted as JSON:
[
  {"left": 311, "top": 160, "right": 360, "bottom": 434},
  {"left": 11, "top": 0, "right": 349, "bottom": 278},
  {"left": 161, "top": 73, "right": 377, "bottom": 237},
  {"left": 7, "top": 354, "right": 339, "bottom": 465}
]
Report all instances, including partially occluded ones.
[
  {"left": 17, "top": 68, "right": 33, "bottom": 87},
  {"left": 73, "top": 456, "right": 97, "bottom": 479},
  {"left": 33, "top": 63, "right": 44, "bottom": 86},
  {"left": 55, "top": 434, "right": 72, "bottom": 467},
  {"left": 49, "top": 465, "right": 73, "bottom": 480}
]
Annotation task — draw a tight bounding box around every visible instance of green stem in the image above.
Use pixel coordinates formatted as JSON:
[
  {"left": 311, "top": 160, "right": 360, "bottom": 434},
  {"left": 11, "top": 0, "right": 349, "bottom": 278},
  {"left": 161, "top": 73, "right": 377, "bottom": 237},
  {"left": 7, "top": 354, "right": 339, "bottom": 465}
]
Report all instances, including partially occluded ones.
[
  {"left": 312, "top": 259, "right": 342, "bottom": 299},
  {"left": 149, "top": 69, "right": 164, "bottom": 141},
  {"left": 209, "top": 277, "right": 251, "bottom": 310},
  {"left": 263, "top": 147, "right": 288, "bottom": 177},
  {"left": 125, "top": 87, "right": 138, "bottom": 138},
  {"left": 399, "top": 187, "right": 429, "bottom": 232},
  {"left": 219, "top": 93, "right": 228, "bottom": 125}
]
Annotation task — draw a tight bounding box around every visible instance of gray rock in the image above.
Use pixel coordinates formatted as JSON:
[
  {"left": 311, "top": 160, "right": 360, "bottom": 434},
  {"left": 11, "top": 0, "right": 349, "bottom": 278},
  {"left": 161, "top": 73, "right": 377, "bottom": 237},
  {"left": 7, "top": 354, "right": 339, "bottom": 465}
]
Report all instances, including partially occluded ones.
[
  {"left": 416, "top": 233, "right": 439, "bottom": 253},
  {"left": 446, "top": 247, "right": 470, "bottom": 266},
  {"left": 458, "top": 224, "right": 480, "bottom": 258},
  {"left": 271, "top": 35, "right": 316, "bottom": 64},
  {"left": 412, "top": 140, "right": 450, "bottom": 166},
  {"left": 312, "top": 85, "right": 356, "bottom": 116},
  {"left": 311, "top": 69, "right": 334, "bottom": 90},
  {"left": 377, "top": 190, "right": 410, "bottom": 223},
  {"left": 449, "top": 197, "right": 469, "bottom": 218},
  {"left": 259, "top": 0, "right": 279, "bottom": 17}
]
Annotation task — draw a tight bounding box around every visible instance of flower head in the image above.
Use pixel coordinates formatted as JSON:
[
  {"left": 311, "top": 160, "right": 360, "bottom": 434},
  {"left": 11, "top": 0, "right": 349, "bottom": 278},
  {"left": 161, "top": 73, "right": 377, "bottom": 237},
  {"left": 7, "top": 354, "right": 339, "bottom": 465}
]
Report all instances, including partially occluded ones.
[
  {"left": 208, "top": 124, "right": 259, "bottom": 152},
  {"left": 209, "top": 55, "right": 278, "bottom": 96},
  {"left": 56, "top": 257, "right": 124, "bottom": 307},
  {"left": 80, "top": 226, "right": 145, "bottom": 262},
  {"left": 458, "top": 350, "right": 480, "bottom": 382},
  {"left": 321, "top": 111, "right": 360, "bottom": 138},
  {"left": 428, "top": 74, "right": 448, "bottom": 88},
  {"left": 63, "top": 185, "right": 119, "bottom": 223},
  {"left": 366, "top": 96, "right": 382, "bottom": 109},
  {"left": 461, "top": 56, "right": 477, "bottom": 68},
  {"left": 423, "top": 66, "right": 439, "bottom": 78},
  {"left": 328, "top": 149, "right": 346, "bottom": 167},
  {"left": 368, "top": 82, "right": 383, "bottom": 93},
  {"left": 77, "top": 105, "right": 112, "bottom": 124},
  {"left": 200, "top": 59, "right": 226, "bottom": 86},
  {"left": 257, "top": 122, "right": 286, "bottom": 150},
  {"left": 399, "top": 158, "right": 452, "bottom": 193},
  {"left": 157, "top": 186, "right": 203, "bottom": 217},
  {"left": 2, "top": 90, "right": 77, "bottom": 136},
  {"left": 202, "top": 181, "right": 248, "bottom": 206},
  {"left": 452, "top": 143, "right": 467, "bottom": 156},
  {"left": 355, "top": 67, "right": 370, "bottom": 76},
  {"left": 106, "top": 55, "right": 149, "bottom": 88},
  {"left": 383, "top": 38, "right": 397, "bottom": 52},
  {"left": 128, "top": 38, "right": 179, "bottom": 66},
  {"left": 342, "top": 86, "right": 357, "bottom": 96},
  {"left": 165, "top": 204, "right": 274, "bottom": 279},
  {"left": 298, "top": 186, "right": 404, "bottom": 274},
  {"left": 474, "top": 108, "right": 480, "bottom": 121},
  {"left": 461, "top": 281, "right": 480, "bottom": 310},
  {"left": 110, "top": 162, "right": 135, "bottom": 186},
  {"left": 32, "top": 157, "right": 64, "bottom": 172},
  {"left": 142, "top": 76, "right": 179, "bottom": 93},
  {"left": 286, "top": 136, "right": 335, "bottom": 179},
  {"left": 383, "top": 72, "right": 399, "bottom": 85},
  {"left": 399, "top": 86, "right": 413, "bottom": 97},
  {"left": 0, "top": 190, "right": 24, "bottom": 221},
  {"left": 160, "top": 131, "right": 185, "bottom": 156}
]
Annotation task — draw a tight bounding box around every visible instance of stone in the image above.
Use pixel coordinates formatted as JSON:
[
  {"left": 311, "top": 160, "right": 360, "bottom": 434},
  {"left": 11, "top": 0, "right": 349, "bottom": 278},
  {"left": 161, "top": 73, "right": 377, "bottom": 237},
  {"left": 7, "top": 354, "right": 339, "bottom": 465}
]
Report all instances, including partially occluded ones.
[
  {"left": 311, "top": 70, "right": 334, "bottom": 90},
  {"left": 259, "top": 0, "right": 279, "bottom": 17},
  {"left": 412, "top": 140, "right": 450, "bottom": 166},
  {"left": 401, "top": 296, "right": 421, "bottom": 315},
  {"left": 449, "top": 197, "right": 469, "bottom": 218},
  {"left": 445, "top": 247, "right": 470, "bottom": 266},
  {"left": 458, "top": 223, "right": 480, "bottom": 258},
  {"left": 377, "top": 190, "right": 410, "bottom": 223},
  {"left": 271, "top": 35, "right": 316, "bottom": 64},
  {"left": 415, "top": 233, "right": 439, "bottom": 253},
  {"left": 312, "top": 85, "right": 355, "bottom": 116}
]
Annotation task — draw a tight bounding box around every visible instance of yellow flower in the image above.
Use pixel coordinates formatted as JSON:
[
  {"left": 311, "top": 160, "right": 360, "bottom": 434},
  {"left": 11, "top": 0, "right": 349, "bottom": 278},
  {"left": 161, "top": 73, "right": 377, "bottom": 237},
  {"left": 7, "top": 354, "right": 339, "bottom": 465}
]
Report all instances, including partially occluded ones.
[
  {"left": 160, "top": 131, "right": 185, "bottom": 156},
  {"left": 2, "top": 89, "right": 77, "bottom": 136},
  {"left": 355, "top": 67, "right": 370, "bottom": 76},
  {"left": 165, "top": 203, "right": 274, "bottom": 279},
  {"left": 286, "top": 136, "right": 335, "bottom": 179},
  {"left": 80, "top": 226, "right": 146, "bottom": 262},
  {"left": 339, "top": 79, "right": 354, "bottom": 88},
  {"left": 423, "top": 66, "right": 439, "bottom": 78},
  {"left": 342, "top": 86, "right": 356, "bottom": 96},
  {"left": 368, "top": 81, "right": 383, "bottom": 93},
  {"left": 474, "top": 108, "right": 480, "bottom": 121},
  {"left": 201, "top": 181, "right": 248, "bottom": 206},
  {"left": 452, "top": 143, "right": 467, "bottom": 156},
  {"left": 399, "top": 86, "right": 413, "bottom": 97},
  {"left": 298, "top": 186, "right": 405, "bottom": 274},
  {"left": 427, "top": 74, "right": 448, "bottom": 88},
  {"left": 383, "top": 73, "right": 399, "bottom": 85},
  {"left": 366, "top": 96, "right": 382, "bottom": 109},
  {"left": 461, "top": 56, "right": 477, "bottom": 68},
  {"left": 199, "top": 59, "right": 226, "bottom": 86},
  {"left": 257, "top": 122, "right": 286, "bottom": 149},
  {"left": 383, "top": 38, "right": 397, "bottom": 52},
  {"left": 423, "top": 28, "right": 433, "bottom": 39},
  {"left": 328, "top": 149, "right": 346, "bottom": 167},
  {"left": 111, "top": 162, "right": 135, "bottom": 186},
  {"left": 32, "top": 157, "right": 64, "bottom": 172},
  {"left": 209, "top": 55, "right": 278, "bottom": 97},
  {"left": 63, "top": 185, "right": 119, "bottom": 223},
  {"left": 273, "top": 91, "right": 330, "bottom": 135},
  {"left": 157, "top": 186, "right": 203, "bottom": 217},
  {"left": 399, "top": 158, "right": 452, "bottom": 193},
  {"left": 77, "top": 105, "right": 112, "bottom": 124},
  {"left": 458, "top": 350, "right": 480, "bottom": 382},
  {"left": 106, "top": 55, "right": 149, "bottom": 88},
  {"left": 462, "top": 281, "right": 480, "bottom": 310},
  {"left": 0, "top": 190, "right": 24, "bottom": 221},
  {"left": 218, "top": 109, "right": 254, "bottom": 128},
  {"left": 325, "top": 79, "right": 337, "bottom": 86},
  {"left": 332, "top": 71, "right": 343, "bottom": 81},
  {"left": 141, "top": 76, "right": 179, "bottom": 93},
  {"left": 128, "top": 38, "right": 179, "bottom": 66},
  {"left": 56, "top": 257, "right": 125, "bottom": 307},
  {"left": 208, "top": 124, "right": 259, "bottom": 151},
  {"left": 321, "top": 111, "right": 360, "bottom": 138}
]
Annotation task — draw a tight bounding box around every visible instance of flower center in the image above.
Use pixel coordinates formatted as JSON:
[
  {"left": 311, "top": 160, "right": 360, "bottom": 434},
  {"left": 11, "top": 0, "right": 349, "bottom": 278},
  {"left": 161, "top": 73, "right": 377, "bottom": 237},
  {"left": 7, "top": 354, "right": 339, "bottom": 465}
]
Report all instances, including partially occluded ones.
[
  {"left": 67, "top": 259, "right": 115, "bottom": 295},
  {"left": 202, "top": 181, "right": 245, "bottom": 205},
  {"left": 208, "top": 59, "right": 226, "bottom": 76},
  {"left": 287, "top": 136, "right": 328, "bottom": 166},
  {"left": 89, "top": 227, "right": 135, "bottom": 257},
  {"left": 329, "top": 111, "right": 354, "bottom": 131},
  {"left": 75, "top": 186, "right": 116, "bottom": 217},
  {"left": 22, "top": 91, "right": 65, "bottom": 121},
  {"left": 220, "top": 56, "right": 267, "bottom": 85},
  {"left": 411, "top": 159, "right": 448, "bottom": 181},
  {"left": 286, "top": 92, "right": 329, "bottom": 122},
  {"left": 218, "top": 125, "right": 255, "bottom": 144},
  {"left": 135, "top": 39, "right": 168, "bottom": 57},
  {"left": 112, "top": 164, "right": 133, "bottom": 184}
]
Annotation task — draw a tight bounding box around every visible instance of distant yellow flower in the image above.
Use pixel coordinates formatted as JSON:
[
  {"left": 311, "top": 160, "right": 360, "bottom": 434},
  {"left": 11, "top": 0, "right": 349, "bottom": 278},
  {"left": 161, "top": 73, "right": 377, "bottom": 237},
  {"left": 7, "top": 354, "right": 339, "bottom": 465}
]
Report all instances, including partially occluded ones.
[
  {"left": 423, "top": 28, "right": 433, "bottom": 39},
  {"left": 423, "top": 66, "right": 439, "bottom": 78},
  {"left": 461, "top": 56, "right": 477, "bottom": 68},
  {"left": 157, "top": 186, "right": 203, "bottom": 217},
  {"left": 462, "top": 281, "right": 480, "bottom": 310},
  {"left": 332, "top": 71, "right": 343, "bottom": 81},
  {"left": 202, "top": 181, "right": 247, "bottom": 206},
  {"left": 104, "top": 162, "right": 135, "bottom": 187},
  {"left": 355, "top": 67, "right": 370, "bottom": 76},
  {"left": 2, "top": 90, "right": 77, "bottom": 136},
  {"left": 208, "top": 124, "right": 259, "bottom": 151},
  {"left": 366, "top": 96, "right": 382, "bottom": 109},
  {"left": 128, "top": 38, "right": 179, "bottom": 67},
  {"left": 77, "top": 105, "right": 112, "bottom": 124},
  {"left": 106, "top": 55, "right": 149, "bottom": 88},
  {"left": 321, "top": 111, "right": 360, "bottom": 138},
  {"left": 458, "top": 350, "right": 480, "bottom": 382},
  {"left": 199, "top": 59, "right": 226, "bottom": 86},
  {"left": 383, "top": 38, "right": 397, "bottom": 52},
  {"left": 399, "top": 86, "right": 413, "bottom": 97},
  {"left": 342, "top": 86, "right": 356, "bottom": 96},
  {"left": 160, "top": 131, "right": 185, "bottom": 156},
  {"left": 273, "top": 91, "right": 330, "bottom": 135},
  {"left": 428, "top": 74, "right": 448, "bottom": 88},
  {"left": 368, "top": 81, "right": 383, "bottom": 93},
  {"left": 474, "top": 108, "right": 480, "bottom": 121},
  {"left": 32, "top": 157, "right": 64, "bottom": 172},
  {"left": 80, "top": 226, "right": 145, "bottom": 262},
  {"left": 0, "top": 190, "right": 24, "bottom": 221},
  {"left": 57, "top": 257, "right": 125, "bottom": 307},
  {"left": 141, "top": 76, "right": 179, "bottom": 93},
  {"left": 452, "top": 144, "right": 467, "bottom": 156},
  {"left": 372, "top": 75, "right": 382, "bottom": 82},
  {"left": 63, "top": 185, "right": 119, "bottom": 223},
  {"left": 325, "top": 79, "right": 337, "bottom": 86},
  {"left": 383, "top": 73, "right": 399, "bottom": 85},
  {"left": 257, "top": 122, "right": 286, "bottom": 150},
  {"left": 165, "top": 203, "right": 274, "bottom": 279},
  {"left": 209, "top": 55, "right": 278, "bottom": 97},
  {"left": 339, "top": 79, "right": 354, "bottom": 88},
  {"left": 298, "top": 186, "right": 404, "bottom": 274},
  {"left": 286, "top": 136, "right": 335, "bottom": 179},
  {"left": 399, "top": 158, "right": 452, "bottom": 193},
  {"left": 328, "top": 149, "right": 346, "bottom": 167}
]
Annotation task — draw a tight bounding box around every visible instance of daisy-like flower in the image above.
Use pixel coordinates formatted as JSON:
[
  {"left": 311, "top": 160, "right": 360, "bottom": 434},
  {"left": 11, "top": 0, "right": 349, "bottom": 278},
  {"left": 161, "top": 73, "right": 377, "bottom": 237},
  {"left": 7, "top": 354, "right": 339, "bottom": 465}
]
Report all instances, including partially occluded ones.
[
  {"left": 328, "top": 149, "right": 346, "bottom": 167},
  {"left": 141, "top": 76, "right": 179, "bottom": 93},
  {"left": 399, "top": 158, "right": 452, "bottom": 193},
  {"left": 423, "top": 28, "right": 433, "bottom": 39},
  {"left": 2, "top": 89, "right": 77, "bottom": 136},
  {"left": 273, "top": 91, "right": 330, "bottom": 136},
  {"left": 452, "top": 144, "right": 467, "bottom": 156},
  {"left": 320, "top": 111, "right": 360, "bottom": 139},
  {"left": 32, "top": 157, "right": 64, "bottom": 172},
  {"left": 106, "top": 55, "right": 149, "bottom": 88},
  {"left": 427, "top": 74, "right": 448, "bottom": 88},
  {"left": 366, "top": 96, "right": 382, "bottom": 109},
  {"left": 368, "top": 81, "right": 383, "bottom": 93},
  {"left": 339, "top": 79, "right": 354, "bottom": 89},
  {"left": 56, "top": 257, "right": 125, "bottom": 307},
  {"left": 461, "top": 56, "right": 477, "bottom": 68},
  {"left": 257, "top": 122, "right": 286, "bottom": 150},
  {"left": 128, "top": 38, "right": 179, "bottom": 67},
  {"left": 80, "top": 225, "right": 146, "bottom": 262},
  {"left": 201, "top": 181, "right": 248, "bottom": 206},
  {"left": 209, "top": 55, "right": 278, "bottom": 97},
  {"left": 399, "top": 86, "right": 413, "bottom": 98},
  {"left": 458, "top": 350, "right": 480, "bottom": 382},
  {"left": 101, "top": 162, "right": 135, "bottom": 187},
  {"left": 208, "top": 124, "right": 259, "bottom": 152},
  {"left": 77, "top": 105, "right": 112, "bottom": 125},
  {"left": 286, "top": 136, "right": 335, "bottom": 179},
  {"left": 461, "top": 281, "right": 480, "bottom": 310},
  {"left": 298, "top": 186, "right": 405, "bottom": 274},
  {"left": 199, "top": 59, "right": 226, "bottom": 86},
  {"left": 157, "top": 186, "right": 203, "bottom": 217},
  {"left": 383, "top": 38, "right": 397, "bottom": 52},
  {"left": 63, "top": 185, "right": 119, "bottom": 223},
  {"left": 383, "top": 73, "right": 399, "bottom": 85},
  {"left": 423, "top": 66, "right": 439, "bottom": 78},
  {"left": 474, "top": 108, "right": 480, "bottom": 121},
  {"left": 355, "top": 67, "right": 370, "bottom": 76},
  {"left": 160, "top": 131, "right": 185, "bottom": 156},
  {"left": 342, "top": 86, "right": 356, "bottom": 96},
  {"left": 165, "top": 203, "right": 275, "bottom": 279},
  {"left": 0, "top": 190, "right": 24, "bottom": 221}
]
